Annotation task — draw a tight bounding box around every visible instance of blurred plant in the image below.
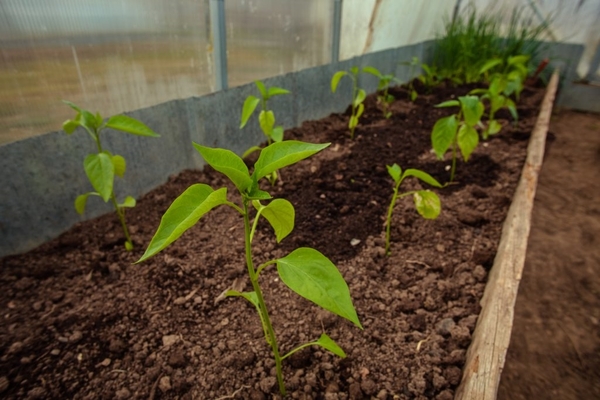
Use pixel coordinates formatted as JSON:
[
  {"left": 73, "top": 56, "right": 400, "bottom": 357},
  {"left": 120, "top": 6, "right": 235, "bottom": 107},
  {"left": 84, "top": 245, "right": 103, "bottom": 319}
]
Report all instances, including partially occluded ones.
[
  {"left": 399, "top": 57, "right": 421, "bottom": 102},
  {"left": 385, "top": 164, "right": 442, "bottom": 255},
  {"left": 331, "top": 67, "right": 366, "bottom": 139},
  {"left": 138, "top": 140, "right": 362, "bottom": 396},
  {"left": 418, "top": 62, "right": 442, "bottom": 93},
  {"left": 62, "top": 101, "right": 160, "bottom": 251},
  {"left": 362, "top": 66, "right": 401, "bottom": 117},
  {"left": 431, "top": 95, "right": 485, "bottom": 182}
]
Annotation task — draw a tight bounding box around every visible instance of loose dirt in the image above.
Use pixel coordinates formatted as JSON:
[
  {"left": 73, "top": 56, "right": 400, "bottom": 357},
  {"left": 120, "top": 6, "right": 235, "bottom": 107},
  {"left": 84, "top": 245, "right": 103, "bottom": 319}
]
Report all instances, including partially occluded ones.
[{"left": 1, "top": 81, "right": 544, "bottom": 399}]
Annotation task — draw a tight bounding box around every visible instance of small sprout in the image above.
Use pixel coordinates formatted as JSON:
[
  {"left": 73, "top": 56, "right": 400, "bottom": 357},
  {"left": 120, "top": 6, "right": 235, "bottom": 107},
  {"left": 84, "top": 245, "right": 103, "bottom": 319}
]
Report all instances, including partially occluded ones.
[
  {"left": 138, "top": 140, "right": 361, "bottom": 396},
  {"left": 331, "top": 66, "right": 366, "bottom": 139},
  {"left": 62, "top": 100, "right": 159, "bottom": 250},
  {"left": 363, "top": 66, "right": 401, "bottom": 117},
  {"left": 431, "top": 95, "right": 485, "bottom": 183},
  {"left": 385, "top": 164, "right": 442, "bottom": 255}
]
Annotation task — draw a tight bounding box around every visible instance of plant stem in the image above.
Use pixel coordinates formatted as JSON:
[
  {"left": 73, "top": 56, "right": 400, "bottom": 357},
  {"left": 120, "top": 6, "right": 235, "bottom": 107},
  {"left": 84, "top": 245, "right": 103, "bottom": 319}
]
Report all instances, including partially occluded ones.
[
  {"left": 243, "top": 200, "right": 286, "bottom": 396},
  {"left": 385, "top": 184, "right": 414, "bottom": 256},
  {"left": 450, "top": 139, "right": 457, "bottom": 183},
  {"left": 111, "top": 193, "right": 133, "bottom": 250}
]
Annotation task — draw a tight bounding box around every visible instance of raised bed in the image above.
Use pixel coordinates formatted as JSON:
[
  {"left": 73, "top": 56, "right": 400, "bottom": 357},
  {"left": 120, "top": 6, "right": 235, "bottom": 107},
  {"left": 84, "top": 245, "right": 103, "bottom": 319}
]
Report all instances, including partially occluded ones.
[{"left": 0, "top": 73, "right": 555, "bottom": 399}]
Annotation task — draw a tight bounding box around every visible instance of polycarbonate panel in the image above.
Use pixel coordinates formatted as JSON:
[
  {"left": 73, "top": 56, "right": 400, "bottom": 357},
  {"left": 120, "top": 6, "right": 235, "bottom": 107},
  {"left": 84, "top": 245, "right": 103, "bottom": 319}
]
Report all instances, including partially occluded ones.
[
  {"left": 225, "top": 0, "right": 333, "bottom": 88},
  {"left": 0, "top": 0, "right": 213, "bottom": 145}
]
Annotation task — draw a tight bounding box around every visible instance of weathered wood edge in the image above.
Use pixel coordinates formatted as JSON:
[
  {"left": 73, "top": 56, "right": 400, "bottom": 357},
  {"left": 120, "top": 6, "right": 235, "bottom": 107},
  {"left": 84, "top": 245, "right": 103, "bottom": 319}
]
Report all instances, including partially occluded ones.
[{"left": 454, "top": 70, "right": 560, "bottom": 400}]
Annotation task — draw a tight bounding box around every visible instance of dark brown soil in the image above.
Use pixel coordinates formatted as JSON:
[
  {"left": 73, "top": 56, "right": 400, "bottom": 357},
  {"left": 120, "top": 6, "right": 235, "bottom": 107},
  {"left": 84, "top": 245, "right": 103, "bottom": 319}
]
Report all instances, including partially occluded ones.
[
  {"left": 497, "top": 109, "right": 600, "bottom": 400},
  {"left": 0, "top": 82, "right": 544, "bottom": 399}
]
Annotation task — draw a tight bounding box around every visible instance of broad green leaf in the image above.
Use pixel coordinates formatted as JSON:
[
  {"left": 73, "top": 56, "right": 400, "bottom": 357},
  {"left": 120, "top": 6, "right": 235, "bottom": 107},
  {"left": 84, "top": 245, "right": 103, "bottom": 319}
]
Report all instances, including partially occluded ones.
[
  {"left": 84, "top": 152, "right": 114, "bottom": 202},
  {"left": 240, "top": 95, "right": 260, "bottom": 128},
  {"left": 254, "top": 199, "right": 295, "bottom": 242},
  {"left": 331, "top": 71, "right": 347, "bottom": 93},
  {"left": 469, "top": 88, "right": 488, "bottom": 96},
  {"left": 277, "top": 248, "right": 362, "bottom": 328},
  {"left": 112, "top": 155, "right": 126, "bottom": 177},
  {"left": 271, "top": 126, "right": 284, "bottom": 142},
  {"left": 479, "top": 58, "right": 502, "bottom": 75},
  {"left": 431, "top": 115, "right": 458, "bottom": 159},
  {"left": 459, "top": 96, "right": 484, "bottom": 127},
  {"left": 193, "top": 144, "right": 252, "bottom": 192},
  {"left": 118, "top": 196, "right": 136, "bottom": 208},
  {"left": 508, "top": 55, "right": 529, "bottom": 66},
  {"left": 413, "top": 190, "right": 441, "bottom": 219},
  {"left": 403, "top": 169, "right": 443, "bottom": 188},
  {"left": 267, "top": 86, "right": 290, "bottom": 97},
  {"left": 314, "top": 333, "right": 346, "bottom": 358},
  {"left": 255, "top": 80, "right": 267, "bottom": 99},
  {"left": 353, "top": 89, "right": 366, "bottom": 107},
  {"left": 488, "top": 120, "right": 502, "bottom": 135},
  {"left": 355, "top": 102, "right": 364, "bottom": 118},
  {"left": 259, "top": 110, "right": 275, "bottom": 136},
  {"left": 386, "top": 163, "right": 402, "bottom": 184},
  {"left": 63, "top": 119, "right": 79, "bottom": 134},
  {"left": 246, "top": 185, "right": 272, "bottom": 200},
  {"left": 95, "top": 112, "right": 103, "bottom": 128},
  {"left": 74, "top": 192, "right": 100, "bottom": 214},
  {"left": 490, "top": 95, "right": 505, "bottom": 114},
  {"left": 362, "top": 66, "right": 381, "bottom": 77},
  {"left": 457, "top": 124, "right": 479, "bottom": 161},
  {"left": 242, "top": 145, "right": 262, "bottom": 159},
  {"left": 137, "top": 184, "right": 228, "bottom": 262},
  {"left": 225, "top": 290, "right": 259, "bottom": 308},
  {"left": 489, "top": 77, "right": 505, "bottom": 96},
  {"left": 435, "top": 100, "right": 460, "bottom": 108},
  {"left": 106, "top": 115, "right": 160, "bottom": 137},
  {"left": 78, "top": 110, "right": 98, "bottom": 131},
  {"left": 253, "top": 141, "right": 330, "bottom": 181}
]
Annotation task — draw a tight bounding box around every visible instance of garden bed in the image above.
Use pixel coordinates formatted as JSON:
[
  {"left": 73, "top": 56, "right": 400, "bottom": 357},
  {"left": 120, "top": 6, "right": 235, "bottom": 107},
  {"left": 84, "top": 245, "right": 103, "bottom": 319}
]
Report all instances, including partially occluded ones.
[{"left": 0, "top": 77, "right": 548, "bottom": 400}]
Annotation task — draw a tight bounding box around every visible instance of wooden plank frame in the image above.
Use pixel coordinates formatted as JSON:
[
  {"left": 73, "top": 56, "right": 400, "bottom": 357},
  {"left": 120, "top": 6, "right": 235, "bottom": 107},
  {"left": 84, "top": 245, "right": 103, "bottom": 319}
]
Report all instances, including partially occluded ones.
[{"left": 455, "top": 70, "right": 560, "bottom": 400}]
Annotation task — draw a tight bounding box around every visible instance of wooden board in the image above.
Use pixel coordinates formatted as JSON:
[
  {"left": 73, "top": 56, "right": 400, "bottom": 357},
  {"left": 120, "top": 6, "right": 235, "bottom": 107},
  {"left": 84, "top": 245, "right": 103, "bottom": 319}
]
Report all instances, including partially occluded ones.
[{"left": 454, "top": 70, "right": 560, "bottom": 400}]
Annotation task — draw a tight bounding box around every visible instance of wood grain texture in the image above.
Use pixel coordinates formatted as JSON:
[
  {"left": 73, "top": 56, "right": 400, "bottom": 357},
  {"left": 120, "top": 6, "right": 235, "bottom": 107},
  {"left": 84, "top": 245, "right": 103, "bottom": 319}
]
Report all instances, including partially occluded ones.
[{"left": 455, "top": 70, "right": 559, "bottom": 400}]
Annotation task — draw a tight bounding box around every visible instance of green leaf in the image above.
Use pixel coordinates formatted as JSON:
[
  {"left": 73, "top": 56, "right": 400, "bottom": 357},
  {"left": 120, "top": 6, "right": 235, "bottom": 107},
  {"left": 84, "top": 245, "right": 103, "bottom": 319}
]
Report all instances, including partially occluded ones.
[
  {"left": 267, "top": 86, "right": 290, "bottom": 97},
  {"left": 259, "top": 110, "right": 275, "bottom": 136},
  {"left": 242, "top": 145, "right": 262, "bottom": 159},
  {"left": 78, "top": 109, "right": 98, "bottom": 131},
  {"left": 479, "top": 58, "right": 502, "bottom": 75},
  {"left": 490, "top": 95, "right": 505, "bottom": 114},
  {"left": 349, "top": 115, "right": 358, "bottom": 130},
  {"left": 355, "top": 103, "right": 364, "bottom": 118},
  {"left": 106, "top": 115, "right": 160, "bottom": 137},
  {"left": 74, "top": 192, "right": 100, "bottom": 214},
  {"left": 459, "top": 96, "right": 484, "bottom": 127},
  {"left": 386, "top": 163, "right": 402, "bottom": 184},
  {"left": 403, "top": 169, "right": 443, "bottom": 188},
  {"left": 95, "top": 112, "right": 103, "bottom": 128},
  {"left": 487, "top": 119, "right": 502, "bottom": 135},
  {"left": 413, "top": 190, "right": 441, "bottom": 219},
  {"left": 112, "top": 155, "right": 126, "bottom": 177},
  {"left": 410, "top": 90, "right": 418, "bottom": 102},
  {"left": 254, "top": 199, "right": 295, "bottom": 243},
  {"left": 362, "top": 66, "right": 381, "bottom": 78},
  {"left": 125, "top": 241, "right": 133, "bottom": 251},
  {"left": 350, "top": 66, "right": 359, "bottom": 76},
  {"left": 331, "top": 71, "right": 347, "bottom": 93},
  {"left": 118, "top": 196, "right": 136, "bottom": 208},
  {"left": 226, "top": 290, "right": 259, "bottom": 308},
  {"left": 84, "top": 152, "right": 114, "bottom": 202},
  {"left": 431, "top": 115, "right": 458, "bottom": 159},
  {"left": 62, "top": 119, "right": 79, "bottom": 134},
  {"left": 506, "top": 99, "right": 518, "bottom": 121},
  {"left": 314, "top": 333, "right": 346, "bottom": 358},
  {"left": 137, "top": 184, "right": 228, "bottom": 262},
  {"left": 246, "top": 185, "right": 272, "bottom": 200},
  {"left": 508, "top": 55, "right": 529, "bottom": 66},
  {"left": 62, "top": 100, "right": 83, "bottom": 113},
  {"left": 255, "top": 80, "right": 267, "bottom": 99},
  {"left": 193, "top": 144, "right": 252, "bottom": 193},
  {"left": 277, "top": 248, "right": 362, "bottom": 328},
  {"left": 435, "top": 100, "right": 460, "bottom": 108},
  {"left": 240, "top": 95, "right": 260, "bottom": 128},
  {"left": 271, "top": 126, "right": 284, "bottom": 142},
  {"left": 353, "top": 89, "right": 366, "bottom": 107},
  {"left": 253, "top": 141, "right": 329, "bottom": 181},
  {"left": 457, "top": 124, "right": 479, "bottom": 161}
]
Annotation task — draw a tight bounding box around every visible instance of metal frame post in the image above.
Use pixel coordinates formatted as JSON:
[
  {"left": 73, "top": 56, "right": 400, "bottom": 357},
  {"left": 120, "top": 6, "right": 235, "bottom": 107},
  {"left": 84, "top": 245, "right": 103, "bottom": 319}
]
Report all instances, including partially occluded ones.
[
  {"left": 332, "top": 0, "right": 343, "bottom": 63},
  {"left": 210, "top": 0, "right": 228, "bottom": 91}
]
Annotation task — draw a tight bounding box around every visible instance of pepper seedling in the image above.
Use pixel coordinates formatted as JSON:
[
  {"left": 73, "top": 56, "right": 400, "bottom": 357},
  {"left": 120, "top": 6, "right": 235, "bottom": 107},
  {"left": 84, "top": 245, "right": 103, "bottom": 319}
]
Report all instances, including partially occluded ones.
[
  {"left": 62, "top": 100, "right": 160, "bottom": 251},
  {"left": 469, "top": 76, "right": 518, "bottom": 139},
  {"left": 478, "top": 54, "right": 530, "bottom": 101},
  {"left": 385, "top": 164, "right": 442, "bottom": 255},
  {"left": 137, "top": 140, "right": 362, "bottom": 396},
  {"left": 399, "top": 56, "right": 421, "bottom": 102},
  {"left": 331, "top": 66, "right": 366, "bottom": 139},
  {"left": 431, "top": 95, "right": 485, "bottom": 183},
  {"left": 362, "top": 66, "right": 401, "bottom": 118},
  {"left": 240, "top": 80, "right": 290, "bottom": 185}
]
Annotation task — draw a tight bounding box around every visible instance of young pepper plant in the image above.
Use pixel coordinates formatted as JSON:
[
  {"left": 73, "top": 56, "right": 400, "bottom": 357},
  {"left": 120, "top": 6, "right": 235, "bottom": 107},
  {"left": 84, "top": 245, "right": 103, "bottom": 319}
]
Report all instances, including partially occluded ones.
[
  {"left": 362, "top": 66, "right": 401, "bottom": 118},
  {"left": 399, "top": 57, "right": 421, "bottom": 102},
  {"left": 385, "top": 164, "right": 442, "bottom": 255},
  {"left": 62, "top": 100, "right": 160, "bottom": 251},
  {"left": 137, "top": 140, "right": 362, "bottom": 396},
  {"left": 469, "top": 77, "right": 518, "bottom": 139},
  {"left": 240, "top": 80, "right": 290, "bottom": 185},
  {"left": 431, "top": 95, "right": 485, "bottom": 183},
  {"left": 331, "top": 66, "right": 366, "bottom": 139}
]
